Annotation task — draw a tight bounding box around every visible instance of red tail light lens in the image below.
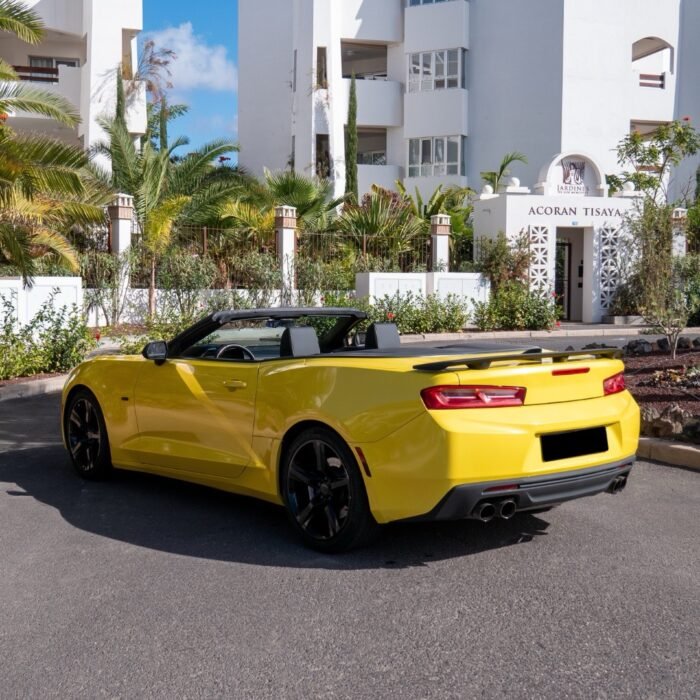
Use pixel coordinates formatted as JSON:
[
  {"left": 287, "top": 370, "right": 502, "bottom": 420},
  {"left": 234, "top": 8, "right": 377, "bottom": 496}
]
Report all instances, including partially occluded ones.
[
  {"left": 603, "top": 372, "right": 626, "bottom": 395},
  {"left": 421, "top": 385, "right": 526, "bottom": 409}
]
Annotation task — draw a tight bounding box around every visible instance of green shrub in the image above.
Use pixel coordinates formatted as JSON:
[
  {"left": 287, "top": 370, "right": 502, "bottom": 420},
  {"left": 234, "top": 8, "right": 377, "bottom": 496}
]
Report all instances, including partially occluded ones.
[
  {"left": 472, "top": 282, "right": 559, "bottom": 331},
  {"left": 678, "top": 254, "right": 700, "bottom": 326},
  {"left": 158, "top": 250, "right": 217, "bottom": 318},
  {"left": 323, "top": 291, "right": 469, "bottom": 334},
  {"left": 0, "top": 291, "right": 96, "bottom": 380}
]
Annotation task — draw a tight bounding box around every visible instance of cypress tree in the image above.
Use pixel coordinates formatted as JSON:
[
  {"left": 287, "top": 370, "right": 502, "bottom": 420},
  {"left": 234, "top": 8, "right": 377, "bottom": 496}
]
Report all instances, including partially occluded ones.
[{"left": 345, "top": 73, "right": 358, "bottom": 201}]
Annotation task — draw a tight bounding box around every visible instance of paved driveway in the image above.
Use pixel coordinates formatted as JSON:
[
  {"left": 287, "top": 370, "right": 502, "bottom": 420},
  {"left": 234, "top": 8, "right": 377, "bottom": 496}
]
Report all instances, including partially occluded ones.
[{"left": 0, "top": 394, "right": 698, "bottom": 699}]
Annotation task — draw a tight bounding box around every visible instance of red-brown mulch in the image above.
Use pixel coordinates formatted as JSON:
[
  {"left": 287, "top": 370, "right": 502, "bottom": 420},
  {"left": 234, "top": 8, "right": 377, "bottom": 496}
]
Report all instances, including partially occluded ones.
[{"left": 624, "top": 348, "right": 700, "bottom": 416}]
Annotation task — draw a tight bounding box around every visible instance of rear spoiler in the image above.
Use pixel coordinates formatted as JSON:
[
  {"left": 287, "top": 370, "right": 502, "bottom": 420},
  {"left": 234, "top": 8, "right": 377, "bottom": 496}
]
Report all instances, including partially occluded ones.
[{"left": 413, "top": 348, "right": 623, "bottom": 371}]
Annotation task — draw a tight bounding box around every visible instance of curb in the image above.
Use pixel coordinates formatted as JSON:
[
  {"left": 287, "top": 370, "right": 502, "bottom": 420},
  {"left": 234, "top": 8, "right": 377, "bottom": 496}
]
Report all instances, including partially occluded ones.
[
  {"left": 0, "top": 375, "right": 67, "bottom": 402},
  {"left": 637, "top": 437, "right": 700, "bottom": 472}
]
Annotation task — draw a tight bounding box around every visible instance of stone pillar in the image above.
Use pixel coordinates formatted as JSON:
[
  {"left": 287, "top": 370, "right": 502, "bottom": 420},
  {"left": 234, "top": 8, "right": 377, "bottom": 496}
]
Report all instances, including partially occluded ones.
[
  {"left": 430, "top": 214, "right": 451, "bottom": 272},
  {"left": 106, "top": 194, "right": 135, "bottom": 326},
  {"left": 275, "top": 205, "right": 297, "bottom": 305},
  {"left": 107, "top": 193, "right": 135, "bottom": 254},
  {"left": 672, "top": 208, "right": 688, "bottom": 257}
]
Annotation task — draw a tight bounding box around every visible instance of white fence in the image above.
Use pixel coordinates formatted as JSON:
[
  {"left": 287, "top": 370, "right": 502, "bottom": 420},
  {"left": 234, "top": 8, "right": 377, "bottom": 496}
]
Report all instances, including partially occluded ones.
[
  {"left": 0, "top": 277, "right": 83, "bottom": 325},
  {"left": 4, "top": 273, "right": 490, "bottom": 328}
]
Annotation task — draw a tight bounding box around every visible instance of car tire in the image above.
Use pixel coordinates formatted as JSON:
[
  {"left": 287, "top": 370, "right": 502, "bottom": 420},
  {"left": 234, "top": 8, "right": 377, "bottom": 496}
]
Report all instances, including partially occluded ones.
[
  {"left": 281, "top": 427, "right": 378, "bottom": 553},
  {"left": 64, "top": 389, "right": 113, "bottom": 480}
]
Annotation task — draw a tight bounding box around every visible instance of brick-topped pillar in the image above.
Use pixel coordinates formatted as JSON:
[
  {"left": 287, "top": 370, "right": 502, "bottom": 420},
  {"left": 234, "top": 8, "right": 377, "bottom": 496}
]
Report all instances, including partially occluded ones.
[
  {"left": 107, "top": 193, "right": 135, "bottom": 254},
  {"left": 430, "top": 213, "right": 451, "bottom": 272},
  {"left": 275, "top": 205, "right": 297, "bottom": 305}
]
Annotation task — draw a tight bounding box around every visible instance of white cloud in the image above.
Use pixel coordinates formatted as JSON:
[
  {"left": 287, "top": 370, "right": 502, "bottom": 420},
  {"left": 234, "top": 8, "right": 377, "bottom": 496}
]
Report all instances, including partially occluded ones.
[{"left": 145, "top": 22, "right": 237, "bottom": 92}]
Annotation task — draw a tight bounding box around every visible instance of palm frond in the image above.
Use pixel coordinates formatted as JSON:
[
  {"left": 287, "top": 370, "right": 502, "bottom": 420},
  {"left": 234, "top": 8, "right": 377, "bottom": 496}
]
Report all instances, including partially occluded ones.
[
  {"left": 144, "top": 195, "right": 190, "bottom": 254},
  {"left": 0, "top": 82, "right": 78, "bottom": 126},
  {"left": 0, "top": 58, "right": 17, "bottom": 81},
  {"left": 31, "top": 227, "right": 79, "bottom": 271},
  {"left": 0, "top": 0, "right": 44, "bottom": 44}
]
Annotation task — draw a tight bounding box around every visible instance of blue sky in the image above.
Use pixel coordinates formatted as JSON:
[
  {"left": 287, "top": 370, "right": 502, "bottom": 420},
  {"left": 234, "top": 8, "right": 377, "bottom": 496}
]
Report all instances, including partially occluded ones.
[{"left": 143, "top": 0, "right": 238, "bottom": 153}]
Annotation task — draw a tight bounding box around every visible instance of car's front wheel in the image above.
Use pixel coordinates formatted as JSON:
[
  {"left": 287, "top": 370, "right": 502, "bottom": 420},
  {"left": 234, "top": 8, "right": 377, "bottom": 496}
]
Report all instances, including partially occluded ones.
[
  {"left": 281, "top": 427, "right": 378, "bottom": 552},
  {"left": 64, "top": 389, "right": 112, "bottom": 480}
]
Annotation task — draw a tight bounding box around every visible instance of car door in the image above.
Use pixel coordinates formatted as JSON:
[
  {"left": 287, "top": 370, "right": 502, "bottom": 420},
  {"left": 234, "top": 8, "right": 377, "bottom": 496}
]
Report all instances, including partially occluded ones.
[{"left": 129, "top": 357, "right": 259, "bottom": 480}]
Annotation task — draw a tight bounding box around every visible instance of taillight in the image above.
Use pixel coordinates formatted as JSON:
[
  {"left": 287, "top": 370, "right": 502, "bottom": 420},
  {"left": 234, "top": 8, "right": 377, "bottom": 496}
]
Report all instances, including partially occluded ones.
[
  {"left": 421, "top": 385, "right": 526, "bottom": 409},
  {"left": 603, "top": 372, "right": 626, "bottom": 395}
]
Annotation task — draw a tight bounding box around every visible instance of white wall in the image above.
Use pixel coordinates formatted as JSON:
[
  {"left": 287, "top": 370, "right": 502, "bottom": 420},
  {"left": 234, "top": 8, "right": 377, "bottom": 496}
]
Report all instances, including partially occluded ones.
[
  {"left": 560, "top": 0, "right": 681, "bottom": 177},
  {"left": 672, "top": 0, "right": 700, "bottom": 203},
  {"left": 467, "top": 0, "right": 564, "bottom": 191},
  {"left": 4, "top": 0, "right": 145, "bottom": 160},
  {"left": 0, "top": 277, "right": 83, "bottom": 326},
  {"left": 238, "top": 0, "right": 295, "bottom": 177}
]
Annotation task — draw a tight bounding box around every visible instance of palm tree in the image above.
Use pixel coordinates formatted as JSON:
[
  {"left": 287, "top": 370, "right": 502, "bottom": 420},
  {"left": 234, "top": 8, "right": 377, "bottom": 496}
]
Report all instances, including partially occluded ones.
[
  {"left": 258, "top": 170, "right": 345, "bottom": 231},
  {"left": 480, "top": 151, "right": 528, "bottom": 192},
  {"left": 0, "top": 1, "right": 108, "bottom": 281},
  {"left": 337, "top": 187, "right": 425, "bottom": 263},
  {"left": 93, "top": 116, "right": 240, "bottom": 314}
]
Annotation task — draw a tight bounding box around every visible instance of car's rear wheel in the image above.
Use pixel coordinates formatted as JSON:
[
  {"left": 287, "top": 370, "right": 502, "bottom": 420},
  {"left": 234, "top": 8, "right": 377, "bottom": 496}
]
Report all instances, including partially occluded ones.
[
  {"left": 65, "top": 389, "right": 112, "bottom": 480},
  {"left": 281, "top": 427, "right": 378, "bottom": 552}
]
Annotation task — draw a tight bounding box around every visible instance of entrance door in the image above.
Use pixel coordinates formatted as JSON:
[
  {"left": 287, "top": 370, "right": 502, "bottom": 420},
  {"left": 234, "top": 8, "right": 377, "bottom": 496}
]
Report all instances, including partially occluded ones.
[{"left": 555, "top": 240, "right": 571, "bottom": 320}]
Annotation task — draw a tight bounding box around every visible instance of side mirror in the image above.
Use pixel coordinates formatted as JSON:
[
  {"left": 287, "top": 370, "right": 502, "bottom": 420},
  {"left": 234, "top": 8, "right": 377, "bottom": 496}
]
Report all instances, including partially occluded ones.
[{"left": 142, "top": 340, "right": 168, "bottom": 364}]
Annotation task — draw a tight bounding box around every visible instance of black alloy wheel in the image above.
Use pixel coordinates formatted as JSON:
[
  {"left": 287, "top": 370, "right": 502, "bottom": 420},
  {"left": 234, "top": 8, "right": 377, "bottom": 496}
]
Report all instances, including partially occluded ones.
[
  {"left": 281, "top": 428, "right": 378, "bottom": 552},
  {"left": 65, "top": 390, "right": 112, "bottom": 479}
]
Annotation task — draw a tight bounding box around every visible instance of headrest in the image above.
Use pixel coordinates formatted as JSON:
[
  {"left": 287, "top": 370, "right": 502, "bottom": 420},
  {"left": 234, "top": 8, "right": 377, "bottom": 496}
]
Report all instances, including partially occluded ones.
[
  {"left": 365, "top": 322, "right": 401, "bottom": 350},
  {"left": 279, "top": 326, "right": 321, "bottom": 357}
]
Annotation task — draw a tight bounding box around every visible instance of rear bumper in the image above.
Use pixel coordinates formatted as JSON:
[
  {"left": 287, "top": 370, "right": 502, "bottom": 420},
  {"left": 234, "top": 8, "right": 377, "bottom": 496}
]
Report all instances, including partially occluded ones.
[{"left": 402, "top": 456, "right": 635, "bottom": 522}]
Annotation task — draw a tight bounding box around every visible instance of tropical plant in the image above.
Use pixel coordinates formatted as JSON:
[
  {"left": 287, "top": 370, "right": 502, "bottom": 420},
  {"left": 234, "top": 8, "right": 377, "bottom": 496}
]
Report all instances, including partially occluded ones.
[
  {"left": 344, "top": 74, "right": 358, "bottom": 202},
  {"left": 480, "top": 151, "right": 528, "bottom": 192},
  {"left": 337, "top": 187, "right": 427, "bottom": 261},
  {"left": 93, "top": 112, "right": 239, "bottom": 314}
]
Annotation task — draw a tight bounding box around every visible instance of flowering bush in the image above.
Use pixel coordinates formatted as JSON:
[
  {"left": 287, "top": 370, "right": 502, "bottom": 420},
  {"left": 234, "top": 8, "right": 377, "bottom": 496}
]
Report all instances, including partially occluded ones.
[
  {"left": 471, "top": 282, "right": 560, "bottom": 331},
  {"left": 0, "top": 291, "right": 96, "bottom": 380}
]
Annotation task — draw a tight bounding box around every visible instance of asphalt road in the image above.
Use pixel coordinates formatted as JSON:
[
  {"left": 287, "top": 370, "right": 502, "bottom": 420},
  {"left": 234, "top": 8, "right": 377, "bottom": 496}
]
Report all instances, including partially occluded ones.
[{"left": 0, "top": 394, "right": 698, "bottom": 699}]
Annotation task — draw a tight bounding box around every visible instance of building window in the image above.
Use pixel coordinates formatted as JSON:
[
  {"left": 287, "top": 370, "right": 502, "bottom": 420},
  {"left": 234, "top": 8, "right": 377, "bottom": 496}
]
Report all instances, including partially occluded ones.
[
  {"left": 358, "top": 151, "right": 387, "bottom": 166},
  {"left": 316, "top": 47, "right": 328, "bottom": 89},
  {"left": 24, "top": 56, "right": 78, "bottom": 83},
  {"left": 408, "top": 49, "right": 465, "bottom": 92},
  {"left": 408, "top": 136, "right": 465, "bottom": 177},
  {"left": 316, "top": 134, "right": 331, "bottom": 178}
]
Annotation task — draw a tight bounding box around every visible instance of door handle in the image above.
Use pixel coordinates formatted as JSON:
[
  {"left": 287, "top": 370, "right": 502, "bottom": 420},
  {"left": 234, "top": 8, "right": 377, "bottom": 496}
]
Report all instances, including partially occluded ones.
[{"left": 223, "top": 380, "right": 247, "bottom": 390}]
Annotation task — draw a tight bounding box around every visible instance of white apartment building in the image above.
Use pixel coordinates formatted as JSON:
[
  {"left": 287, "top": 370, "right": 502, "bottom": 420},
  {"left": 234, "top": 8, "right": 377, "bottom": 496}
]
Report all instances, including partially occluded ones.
[
  {"left": 0, "top": 0, "right": 147, "bottom": 155},
  {"left": 239, "top": 0, "right": 698, "bottom": 201}
]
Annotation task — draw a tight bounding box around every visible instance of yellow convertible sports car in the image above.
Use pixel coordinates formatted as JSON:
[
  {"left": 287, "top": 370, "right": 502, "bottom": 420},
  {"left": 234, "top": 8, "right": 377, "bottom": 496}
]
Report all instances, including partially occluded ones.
[{"left": 62, "top": 308, "right": 639, "bottom": 552}]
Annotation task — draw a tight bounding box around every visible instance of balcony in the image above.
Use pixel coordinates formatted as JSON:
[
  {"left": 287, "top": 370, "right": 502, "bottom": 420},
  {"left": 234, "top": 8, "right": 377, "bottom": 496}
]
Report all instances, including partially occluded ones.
[
  {"left": 340, "top": 0, "right": 402, "bottom": 43},
  {"left": 359, "top": 164, "right": 402, "bottom": 196},
  {"left": 9, "top": 63, "right": 81, "bottom": 117},
  {"left": 342, "top": 78, "right": 402, "bottom": 128},
  {"left": 403, "top": 88, "right": 468, "bottom": 138},
  {"left": 404, "top": 0, "right": 469, "bottom": 53},
  {"left": 629, "top": 70, "right": 675, "bottom": 123}
]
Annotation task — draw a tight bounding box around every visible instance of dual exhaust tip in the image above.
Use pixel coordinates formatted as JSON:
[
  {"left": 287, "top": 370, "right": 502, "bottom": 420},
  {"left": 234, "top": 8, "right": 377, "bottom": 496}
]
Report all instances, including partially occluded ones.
[
  {"left": 607, "top": 475, "right": 628, "bottom": 495},
  {"left": 473, "top": 498, "right": 517, "bottom": 523}
]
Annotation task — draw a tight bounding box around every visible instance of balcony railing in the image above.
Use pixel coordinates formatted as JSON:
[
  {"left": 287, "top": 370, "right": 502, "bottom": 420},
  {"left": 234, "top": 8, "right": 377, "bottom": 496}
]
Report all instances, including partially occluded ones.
[
  {"left": 12, "top": 65, "right": 59, "bottom": 83},
  {"left": 342, "top": 71, "right": 388, "bottom": 81},
  {"left": 639, "top": 72, "right": 665, "bottom": 89}
]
